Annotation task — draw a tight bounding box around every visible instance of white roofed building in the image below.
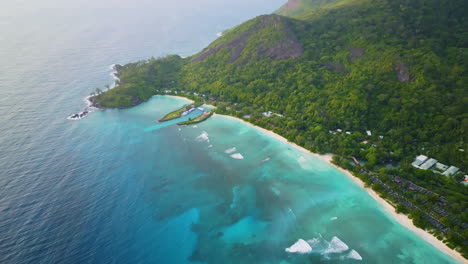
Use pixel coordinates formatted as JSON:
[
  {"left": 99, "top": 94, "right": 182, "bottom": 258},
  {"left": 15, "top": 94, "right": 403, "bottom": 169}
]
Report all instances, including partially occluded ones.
[
  {"left": 435, "top": 162, "right": 449, "bottom": 171},
  {"left": 412, "top": 155, "right": 428, "bottom": 168},
  {"left": 419, "top": 158, "right": 438, "bottom": 170},
  {"left": 442, "top": 166, "right": 459, "bottom": 177}
]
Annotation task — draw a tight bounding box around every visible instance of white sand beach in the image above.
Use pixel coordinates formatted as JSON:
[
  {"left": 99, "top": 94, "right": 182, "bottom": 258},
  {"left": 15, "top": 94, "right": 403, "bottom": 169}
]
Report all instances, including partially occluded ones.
[
  {"left": 219, "top": 114, "right": 467, "bottom": 264},
  {"left": 164, "top": 95, "right": 194, "bottom": 103}
]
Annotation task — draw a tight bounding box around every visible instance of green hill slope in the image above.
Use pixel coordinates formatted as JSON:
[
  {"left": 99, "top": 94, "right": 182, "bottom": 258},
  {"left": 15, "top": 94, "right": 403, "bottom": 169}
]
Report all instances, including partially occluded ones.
[
  {"left": 276, "top": 0, "right": 344, "bottom": 16},
  {"left": 181, "top": 0, "right": 467, "bottom": 170},
  {"left": 93, "top": 0, "right": 468, "bottom": 255},
  {"left": 191, "top": 15, "right": 303, "bottom": 64}
]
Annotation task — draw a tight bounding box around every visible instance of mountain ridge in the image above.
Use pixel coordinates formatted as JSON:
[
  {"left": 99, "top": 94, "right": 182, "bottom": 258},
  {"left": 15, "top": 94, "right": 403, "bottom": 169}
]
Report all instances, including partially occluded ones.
[{"left": 191, "top": 15, "right": 303, "bottom": 64}]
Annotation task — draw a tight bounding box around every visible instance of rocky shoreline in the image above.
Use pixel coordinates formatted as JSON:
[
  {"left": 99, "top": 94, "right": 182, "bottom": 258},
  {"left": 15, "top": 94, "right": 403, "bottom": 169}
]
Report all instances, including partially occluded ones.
[{"left": 68, "top": 64, "right": 122, "bottom": 120}]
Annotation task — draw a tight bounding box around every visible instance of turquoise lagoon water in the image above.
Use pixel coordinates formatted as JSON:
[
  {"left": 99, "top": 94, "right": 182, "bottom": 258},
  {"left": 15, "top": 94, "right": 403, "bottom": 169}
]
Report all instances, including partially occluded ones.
[
  {"left": 53, "top": 95, "right": 458, "bottom": 263},
  {"left": 0, "top": 0, "right": 461, "bottom": 263}
]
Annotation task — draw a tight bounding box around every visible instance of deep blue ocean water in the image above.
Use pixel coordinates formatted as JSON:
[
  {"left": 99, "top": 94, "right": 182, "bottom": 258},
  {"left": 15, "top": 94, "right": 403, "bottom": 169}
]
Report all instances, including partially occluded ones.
[{"left": 0, "top": 1, "right": 461, "bottom": 263}]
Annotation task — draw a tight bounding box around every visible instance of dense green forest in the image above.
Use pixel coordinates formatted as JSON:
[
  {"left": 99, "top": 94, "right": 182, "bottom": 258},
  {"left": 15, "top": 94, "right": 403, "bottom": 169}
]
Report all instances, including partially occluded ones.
[
  {"left": 93, "top": 0, "right": 468, "bottom": 256},
  {"left": 277, "top": 0, "right": 344, "bottom": 16}
]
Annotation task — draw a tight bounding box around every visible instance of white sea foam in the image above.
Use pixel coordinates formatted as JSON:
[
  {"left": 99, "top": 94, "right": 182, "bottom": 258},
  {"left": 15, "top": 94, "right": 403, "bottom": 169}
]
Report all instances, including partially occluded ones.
[
  {"left": 110, "top": 71, "right": 119, "bottom": 80},
  {"left": 346, "top": 250, "right": 362, "bottom": 260},
  {"left": 85, "top": 95, "right": 92, "bottom": 107},
  {"left": 109, "top": 64, "right": 120, "bottom": 91},
  {"left": 323, "top": 236, "right": 349, "bottom": 254},
  {"left": 67, "top": 111, "right": 89, "bottom": 120},
  {"left": 192, "top": 125, "right": 198, "bottom": 128},
  {"left": 298, "top": 156, "right": 307, "bottom": 163},
  {"left": 285, "top": 239, "right": 312, "bottom": 254},
  {"left": 208, "top": 145, "right": 213, "bottom": 148},
  {"left": 262, "top": 157, "right": 271, "bottom": 162},
  {"left": 330, "top": 216, "right": 338, "bottom": 221},
  {"left": 270, "top": 186, "right": 280, "bottom": 195},
  {"left": 307, "top": 238, "right": 320, "bottom": 247},
  {"left": 230, "top": 153, "right": 244, "bottom": 159},
  {"left": 288, "top": 208, "right": 297, "bottom": 219},
  {"left": 68, "top": 96, "right": 99, "bottom": 120},
  {"left": 197, "top": 131, "right": 209, "bottom": 142},
  {"left": 109, "top": 64, "right": 120, "bottom": 83},
  {"left": 225, "top": 147, "right": 237, "bottom": 154}
]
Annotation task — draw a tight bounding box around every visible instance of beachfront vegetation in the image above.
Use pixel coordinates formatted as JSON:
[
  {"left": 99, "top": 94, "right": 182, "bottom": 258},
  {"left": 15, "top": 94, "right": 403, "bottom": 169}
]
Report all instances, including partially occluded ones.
[{"left": 92, "top": 0, "right": 468, "bottom": 256}]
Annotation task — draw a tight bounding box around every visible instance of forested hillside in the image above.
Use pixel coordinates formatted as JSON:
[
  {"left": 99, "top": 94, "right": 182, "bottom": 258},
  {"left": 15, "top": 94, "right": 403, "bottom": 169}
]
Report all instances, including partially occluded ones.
[
  {"left": 276, "top": 0, "right": 343, "bottom": 16},
  {"left": 93, "top": 0, "right": 468, "bottom": 255}
]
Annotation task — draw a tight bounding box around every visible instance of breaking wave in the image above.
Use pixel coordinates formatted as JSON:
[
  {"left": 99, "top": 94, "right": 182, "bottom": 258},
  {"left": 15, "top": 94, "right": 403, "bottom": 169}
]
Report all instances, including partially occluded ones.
[
  {"left": 68, "top": 65, "right": 118, "bottom": 120},
  {"left": 304, "top": 235, "right": 362, "bottom": 261},
  {"left": 225, "top": 147, "right": 237, "bottom": 154},
  {"left": 285, "top": 239, "right": 312, "bottom": 254},
  {"left": 230, "top": 153, "right": 244, "bottom": 159},
  {"left": 298, "top": 156, "right": 307, "bottom": 163},
  {"left": 323, "top": 236, "right": 349, "bottom": 254},
  {"left": 197, "top": 131, "right": 209, "bottom": 142},
  {"left": 346, "top": 249, "right": 362, "bottom": 260}
]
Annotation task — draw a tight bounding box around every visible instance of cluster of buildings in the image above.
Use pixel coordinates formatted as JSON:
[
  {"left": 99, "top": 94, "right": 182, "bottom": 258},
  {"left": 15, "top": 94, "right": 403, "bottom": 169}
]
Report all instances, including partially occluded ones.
[
  {"left": 329, "top": 129, "right": 351, "bottom": 135},
  {"left": 328, "top": 129, "right": 385, "bottom": 140},
  {"left": 181, "top": 106, "right": 196, "bottom": 116},
  {"left": 262, "top": 111, "right": 283, "bottom": 117},
  {"left": 412, "top": 155, "right": 465, "bottom": 184}
]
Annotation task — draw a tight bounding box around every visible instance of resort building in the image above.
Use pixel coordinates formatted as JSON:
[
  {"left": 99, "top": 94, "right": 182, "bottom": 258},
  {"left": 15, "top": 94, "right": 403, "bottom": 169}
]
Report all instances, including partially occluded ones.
[
  {"left": 442, "top": 166, "right": 459, "bottom": 177},
  {"left": 420, "top": 158, "right": 438, "bottom": 170},
  {"left": 262, "top": 111, "right": 283, "bottom": 118},
  {"left": 412, "top": 155, "right": 428, "bottom": 168},
  {"left": 412, "top": 155, "right": 464, "bottom": 181},
  {"left": 435, "top": 162, "right": 449, "bottom": 171}
]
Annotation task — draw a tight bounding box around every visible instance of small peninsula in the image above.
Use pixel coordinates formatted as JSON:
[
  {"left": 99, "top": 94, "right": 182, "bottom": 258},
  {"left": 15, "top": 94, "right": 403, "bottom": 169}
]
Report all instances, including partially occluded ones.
[
  {"left": 177, "top": 111, "right": 213, "bottom": 126},
  {"left": 90, "top": 0, "right": 468, "bottom": 259},
  {"left": 158, "top": 103, "right": 200, "bottom": 122}
]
